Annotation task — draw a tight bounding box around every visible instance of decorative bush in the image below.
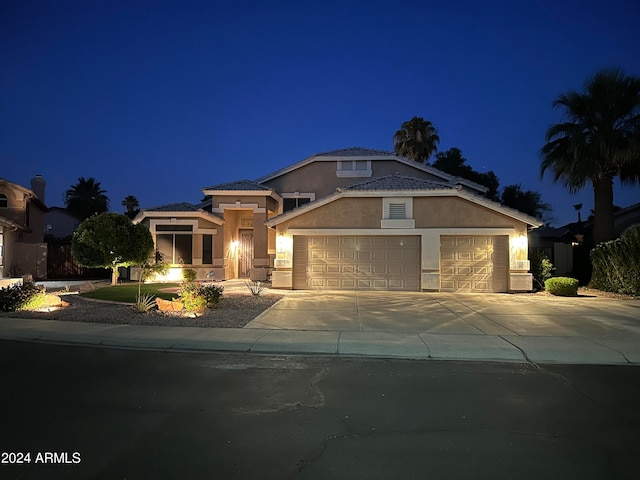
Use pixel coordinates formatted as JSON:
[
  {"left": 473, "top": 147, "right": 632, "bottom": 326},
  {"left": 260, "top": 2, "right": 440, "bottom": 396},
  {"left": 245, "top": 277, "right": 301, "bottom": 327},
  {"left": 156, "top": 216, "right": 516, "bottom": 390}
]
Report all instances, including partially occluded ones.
[
  {"left": 178, "top": 282, "right": 207, "bottom": 313},
  {"left": 182, "top": 268, "right": 197, "bottom": 283},
  {"left": 200, "top": 284, "right": 224, "bottom": 308},
  {"left": 0, "top": 282, "right": 46, "bottom": 312},
  {"left": 590, "top": 226, "right": 640, "bottom": 296},
  {"left": 245, "top": 280, "right": 265, "bottom": 296},
  {"left": 529, "top": 249, "right": 554, "bottom": 291},
  {"left": 545, "top": 277, "right": 579, "bottom": 297}
]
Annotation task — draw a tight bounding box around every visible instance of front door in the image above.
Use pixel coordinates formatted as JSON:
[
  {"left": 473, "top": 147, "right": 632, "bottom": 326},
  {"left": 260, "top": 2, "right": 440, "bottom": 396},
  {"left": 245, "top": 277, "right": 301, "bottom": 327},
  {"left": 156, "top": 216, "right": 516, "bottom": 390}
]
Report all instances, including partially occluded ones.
[{"left": 239, "top": 230, "right": 254, "bottom": 278}]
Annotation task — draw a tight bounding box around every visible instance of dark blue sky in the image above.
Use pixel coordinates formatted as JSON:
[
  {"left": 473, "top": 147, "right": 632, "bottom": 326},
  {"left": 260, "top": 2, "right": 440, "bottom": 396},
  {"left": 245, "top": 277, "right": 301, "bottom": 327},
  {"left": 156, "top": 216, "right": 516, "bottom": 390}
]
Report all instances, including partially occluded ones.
[{"left": 2, "top": 0, "right": 639, "bottom": 226}]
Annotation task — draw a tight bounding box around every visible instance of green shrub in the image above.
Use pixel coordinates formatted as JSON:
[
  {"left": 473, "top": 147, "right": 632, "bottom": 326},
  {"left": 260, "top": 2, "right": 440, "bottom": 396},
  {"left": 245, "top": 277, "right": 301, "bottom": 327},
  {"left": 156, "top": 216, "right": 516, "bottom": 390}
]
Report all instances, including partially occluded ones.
[
  {"left": 200, "top": 284, "right": 224, "bottom": 307},
  {"left": 0, "top": 282, "right": 46, "bottom": 312},
  {"left": 529, "top": 249, "right": 554, "bottom": 291},
  {"left": 545, "top": 277, "right": 579, "bottom": 296},
  {"left": 182, "top": 268, "right": 197, "bottom": 283},
  {"left": 590, "top": 226, "right": 640, "bottom": 296},
  {"left": 178, "top": 282, "right": 207, "bottom": 312}
]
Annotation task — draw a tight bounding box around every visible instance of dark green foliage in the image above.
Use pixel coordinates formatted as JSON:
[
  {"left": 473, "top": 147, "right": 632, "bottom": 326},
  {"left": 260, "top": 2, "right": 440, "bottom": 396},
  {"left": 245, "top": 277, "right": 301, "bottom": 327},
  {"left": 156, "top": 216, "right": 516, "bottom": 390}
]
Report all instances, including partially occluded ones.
[
  {"left": 433, "top": 148, "right": 500, "bottom": 200},
  {"left": 529, "top": 250, "right": 554, "bottom": 291},
  {"left": 64, "top": 177, "right": 110, "bottom": 221},
  {"left": 590, "top": 226, "right": 640, "bottom": 296},
  {"left": 540, "top": 68, "right": 640, "bottom": 244},
  {"left": 182, "top": 268, "right": 197, "bottom": 283},
  {"left": 501, "top": 184, "right": 551, "bottom": 221},
  {"left": 72, "top": 213, "right": 154, "bottom": 284},
  {"left": 0, "top": 282, "right": 46, "bottom": 312},
  {"left": 545, "top": 277, "right": 579, "bottom": 296},
  {"left": 393, "top": 116, "right": 440, "bottom": 163},
  {"left": 200, "top": 284, "right": 224, "bottom": 307}
]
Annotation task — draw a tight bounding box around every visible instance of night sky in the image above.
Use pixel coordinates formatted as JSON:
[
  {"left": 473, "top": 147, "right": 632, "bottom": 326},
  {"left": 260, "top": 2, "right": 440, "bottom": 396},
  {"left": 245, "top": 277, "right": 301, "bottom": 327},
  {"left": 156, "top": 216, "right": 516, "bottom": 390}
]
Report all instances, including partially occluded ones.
[{"left": 2, "top": 0, "right": 639, "bottom": 226}]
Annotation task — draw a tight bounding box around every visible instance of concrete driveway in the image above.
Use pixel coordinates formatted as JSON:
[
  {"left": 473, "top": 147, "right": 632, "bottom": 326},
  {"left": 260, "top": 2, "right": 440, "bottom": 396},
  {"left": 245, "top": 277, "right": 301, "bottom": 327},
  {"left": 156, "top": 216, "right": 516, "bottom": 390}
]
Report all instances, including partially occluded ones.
[{"left": 247, "top": 290, "right": 640, "bottom": 363}]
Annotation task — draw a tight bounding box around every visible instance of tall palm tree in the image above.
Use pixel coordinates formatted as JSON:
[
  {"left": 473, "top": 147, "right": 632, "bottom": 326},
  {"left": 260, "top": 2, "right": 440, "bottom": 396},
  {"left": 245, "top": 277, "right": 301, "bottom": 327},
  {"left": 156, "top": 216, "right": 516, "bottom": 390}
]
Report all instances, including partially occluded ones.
[
  {"left": 122, "top": 195, "right": 140, "bottom": 219},
  {"left": 540, "top": 68, "right": 640, "bottom": 244},
  {"left": 393, "top": 116, "right": 440, "bottom": 163},
  {"left": 64, "top": 177, "right": 110, "bottom": 221}
]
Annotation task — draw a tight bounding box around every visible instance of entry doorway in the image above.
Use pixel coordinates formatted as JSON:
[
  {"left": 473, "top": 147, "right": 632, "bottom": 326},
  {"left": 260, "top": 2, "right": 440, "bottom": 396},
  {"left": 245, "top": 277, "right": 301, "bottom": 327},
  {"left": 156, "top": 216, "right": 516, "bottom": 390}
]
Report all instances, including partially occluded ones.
[{"left": 238, "top": 230, "right": 254, "bottom": 278}]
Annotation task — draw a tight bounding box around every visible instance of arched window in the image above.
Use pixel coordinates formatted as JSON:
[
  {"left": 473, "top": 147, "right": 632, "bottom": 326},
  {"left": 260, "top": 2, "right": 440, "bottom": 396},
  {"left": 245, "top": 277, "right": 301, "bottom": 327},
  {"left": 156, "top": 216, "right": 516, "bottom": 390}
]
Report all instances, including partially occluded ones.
[{"left": 0, "top": 194, "right": 8, "bottom": 208}]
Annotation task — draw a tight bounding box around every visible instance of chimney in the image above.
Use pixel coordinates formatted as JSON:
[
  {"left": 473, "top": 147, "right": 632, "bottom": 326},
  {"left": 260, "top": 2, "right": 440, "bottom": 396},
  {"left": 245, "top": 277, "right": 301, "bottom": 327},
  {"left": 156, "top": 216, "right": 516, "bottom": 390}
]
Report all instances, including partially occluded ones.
[{"left": 30, "top": 175, "right": 46, "bottom": 204}]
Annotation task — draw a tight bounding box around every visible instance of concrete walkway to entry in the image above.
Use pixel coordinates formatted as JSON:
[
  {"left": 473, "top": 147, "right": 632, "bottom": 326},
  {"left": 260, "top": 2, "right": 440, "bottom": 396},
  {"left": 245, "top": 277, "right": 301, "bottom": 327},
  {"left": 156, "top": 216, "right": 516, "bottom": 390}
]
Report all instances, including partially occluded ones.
[{"left": 1, "top": 287, "right": 639, "bottom": 365}]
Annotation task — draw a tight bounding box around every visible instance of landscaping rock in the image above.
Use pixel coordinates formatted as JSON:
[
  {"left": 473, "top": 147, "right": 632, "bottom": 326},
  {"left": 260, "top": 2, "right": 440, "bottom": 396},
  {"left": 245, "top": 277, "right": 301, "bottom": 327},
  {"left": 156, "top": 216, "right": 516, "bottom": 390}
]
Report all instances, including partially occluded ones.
[{"left": 156, "top": 298, "right": 184, "bottom": 312}]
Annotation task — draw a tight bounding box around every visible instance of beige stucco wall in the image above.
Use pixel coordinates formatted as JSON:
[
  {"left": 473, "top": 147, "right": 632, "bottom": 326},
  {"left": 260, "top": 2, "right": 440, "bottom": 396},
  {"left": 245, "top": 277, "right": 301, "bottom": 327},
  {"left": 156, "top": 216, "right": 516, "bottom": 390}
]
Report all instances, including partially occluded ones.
[
  {"left": 414, "top": 197, "right": 526, "bottom": 230},
  {"left": 263, "top": 159, "right": 450, "bottom": 200},
  {"left": 212, "top": 195, "right": 269, "bottom": 210},
  {"left": 277, "top": 197, "right": 382, "bottom": 231}
]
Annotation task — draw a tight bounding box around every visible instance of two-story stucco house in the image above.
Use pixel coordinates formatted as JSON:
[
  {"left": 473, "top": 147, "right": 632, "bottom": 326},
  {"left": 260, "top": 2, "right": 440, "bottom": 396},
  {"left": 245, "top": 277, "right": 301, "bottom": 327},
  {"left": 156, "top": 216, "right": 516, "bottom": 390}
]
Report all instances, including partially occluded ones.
[
  {"left": 134, "top": 148, "right": 542, "bottom": 292},
  {"left": 0, "top": 175, "right": 48, "bottom": 282}
]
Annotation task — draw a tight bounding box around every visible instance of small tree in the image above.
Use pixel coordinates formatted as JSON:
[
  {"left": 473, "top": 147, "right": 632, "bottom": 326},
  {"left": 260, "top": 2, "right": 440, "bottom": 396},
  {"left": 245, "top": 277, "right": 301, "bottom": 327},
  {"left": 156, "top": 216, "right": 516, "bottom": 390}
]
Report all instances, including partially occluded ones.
[{"left": 72, "top": 213, "right": 154, "bottom": 285}]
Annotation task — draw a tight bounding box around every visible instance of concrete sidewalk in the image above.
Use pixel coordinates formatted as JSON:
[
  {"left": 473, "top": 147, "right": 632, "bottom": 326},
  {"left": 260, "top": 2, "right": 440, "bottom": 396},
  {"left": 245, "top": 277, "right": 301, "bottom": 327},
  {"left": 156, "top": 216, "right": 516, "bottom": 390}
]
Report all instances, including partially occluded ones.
[{"left": 1, "top": 287, "right": 639, "bottom": 365}]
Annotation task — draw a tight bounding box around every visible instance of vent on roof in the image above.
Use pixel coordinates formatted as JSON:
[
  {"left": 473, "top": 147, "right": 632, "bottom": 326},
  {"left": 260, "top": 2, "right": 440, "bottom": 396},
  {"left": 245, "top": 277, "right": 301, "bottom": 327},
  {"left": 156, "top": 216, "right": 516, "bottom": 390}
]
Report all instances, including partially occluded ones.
[{"left": 389, "top": 203, "right": 406, "bottom": 219}]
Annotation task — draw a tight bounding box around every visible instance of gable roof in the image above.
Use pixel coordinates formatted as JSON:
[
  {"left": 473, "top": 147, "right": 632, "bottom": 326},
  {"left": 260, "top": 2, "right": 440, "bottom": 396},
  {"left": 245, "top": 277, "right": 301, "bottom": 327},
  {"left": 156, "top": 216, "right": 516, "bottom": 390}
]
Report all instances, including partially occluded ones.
[
  {"left": 254, "top": 146, "right": 488, "bottom": 193},
  {"left": 202, "top": 179, "right": 272, "bottom": 191},
  {"left": 144, "top": 202, "right": 201, "bottom": 212},
  {"left": 315, "top": 147, "right": 395, "bottom": 157},
  {"left": 265, "top": 175, "right": 542, "bottom": 228},
  {"left": 342, "top": 175, "right": 453, "bottom": 191},
  {"left": 133, "top": 202, "right": 224, "bottom": 225}
]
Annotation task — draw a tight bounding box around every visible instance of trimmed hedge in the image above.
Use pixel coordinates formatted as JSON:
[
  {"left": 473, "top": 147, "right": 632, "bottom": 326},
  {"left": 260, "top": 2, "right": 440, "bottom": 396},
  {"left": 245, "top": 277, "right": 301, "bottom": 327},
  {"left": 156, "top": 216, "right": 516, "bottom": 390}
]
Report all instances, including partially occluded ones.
[
  {"left": 545, "top": 277, "right": 579, "bottom": 296},
  {"left": 590, "top": 225, "right": 640, "bottom": 296}
]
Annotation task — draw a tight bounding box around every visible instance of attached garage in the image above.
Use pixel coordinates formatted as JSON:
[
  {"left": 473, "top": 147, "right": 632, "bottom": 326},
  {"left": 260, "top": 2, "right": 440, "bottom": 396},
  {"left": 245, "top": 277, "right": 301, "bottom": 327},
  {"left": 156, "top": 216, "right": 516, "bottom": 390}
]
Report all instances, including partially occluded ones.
[
  {"left": 293, "top": 235, "right": 420, "bottom": 290},
  {"left": 440, "top": 235, "right": 509, "bottom": 292}
]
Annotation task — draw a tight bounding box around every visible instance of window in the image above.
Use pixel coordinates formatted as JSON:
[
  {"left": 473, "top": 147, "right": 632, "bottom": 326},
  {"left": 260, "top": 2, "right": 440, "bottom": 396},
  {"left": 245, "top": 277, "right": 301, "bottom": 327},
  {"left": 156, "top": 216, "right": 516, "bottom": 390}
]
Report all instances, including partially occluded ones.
[
  {"left": 156, "top": 225, "right": 193, "bottom": 264},
  {"left": 336, "top": 160, "right": 372, "bottom": 177},
  {"left": 283, "top": 197, "right": 311, "bottom": 213},
  {"left": 281, "top": 193, "right": 315, "bottom": 213},
  {"left": 202, "top": 234, "right": 213, "bottom": 264},
  {"left": 0, "top": 194, "right": 7, "bottom": 208}
]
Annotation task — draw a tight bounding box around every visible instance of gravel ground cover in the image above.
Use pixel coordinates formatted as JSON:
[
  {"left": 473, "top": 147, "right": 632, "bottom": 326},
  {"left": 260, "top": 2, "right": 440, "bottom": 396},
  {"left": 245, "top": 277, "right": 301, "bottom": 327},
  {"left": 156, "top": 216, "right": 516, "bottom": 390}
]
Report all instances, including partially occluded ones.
[{"left": 0, "top": 288, "right": 284, "bottom": 328}]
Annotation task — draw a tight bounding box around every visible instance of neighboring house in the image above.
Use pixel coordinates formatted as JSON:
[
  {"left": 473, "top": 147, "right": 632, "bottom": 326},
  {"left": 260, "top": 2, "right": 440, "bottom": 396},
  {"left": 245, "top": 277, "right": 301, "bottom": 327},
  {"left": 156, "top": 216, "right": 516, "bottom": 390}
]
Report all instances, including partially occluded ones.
[
  {"left": 44, "top": 206, "right": 81, "bottom": 240},
  {"left": 0, "top": 175, "right": 48, "bottom": 282},
  {"left": 134, "top": 148, "right": 542, "bottom": 292},
  {"left": 529, "top": 202, "right": 640, "bottom": 282}
]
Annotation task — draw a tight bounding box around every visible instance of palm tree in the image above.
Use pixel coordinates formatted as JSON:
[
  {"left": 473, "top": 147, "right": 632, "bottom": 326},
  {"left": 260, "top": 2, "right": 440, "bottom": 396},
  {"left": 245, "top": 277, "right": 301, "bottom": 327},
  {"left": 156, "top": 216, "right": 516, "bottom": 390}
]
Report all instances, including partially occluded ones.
[
  {"left": 122, "top": 195, "right": 140, "bottom": 219},
  {"left": 573, "top": 203, "right": 583, "bottom": 223},
  {"left": 393, "top": 116, "right": 440, "bottom": 163},
  {"left": 64, "top": 177, "right": 110, "bottom": 221},
  {"left": 540, "top": 68, "right": 640, "bottom": 244}
]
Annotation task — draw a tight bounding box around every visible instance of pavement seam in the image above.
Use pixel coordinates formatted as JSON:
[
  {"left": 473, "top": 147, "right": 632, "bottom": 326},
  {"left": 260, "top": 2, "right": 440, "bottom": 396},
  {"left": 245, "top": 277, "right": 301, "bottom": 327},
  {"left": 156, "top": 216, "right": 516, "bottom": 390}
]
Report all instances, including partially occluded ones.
[
  {"left": 577, "top": 336, "right": 632, "bottom": 364},
  {"left": 498, "top": 335, "right": 535, "bottom": 364}
]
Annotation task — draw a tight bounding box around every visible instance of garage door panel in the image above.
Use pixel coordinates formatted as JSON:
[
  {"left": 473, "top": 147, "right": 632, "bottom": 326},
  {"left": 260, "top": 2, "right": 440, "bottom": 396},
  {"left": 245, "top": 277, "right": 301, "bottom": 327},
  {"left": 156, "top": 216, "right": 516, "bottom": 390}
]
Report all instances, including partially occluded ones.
[
  {"left": 293, "top": 235, "right": 420, "bottom": 291},
  {"left": 440, "top": 235, "right": 508, "bottom": 293}
]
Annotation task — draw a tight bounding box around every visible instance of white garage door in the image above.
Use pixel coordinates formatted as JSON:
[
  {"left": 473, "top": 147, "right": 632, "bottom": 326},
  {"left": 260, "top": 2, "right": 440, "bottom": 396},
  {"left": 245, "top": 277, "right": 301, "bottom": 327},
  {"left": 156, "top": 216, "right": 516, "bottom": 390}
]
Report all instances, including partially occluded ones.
[
  {"left": 293, "top": 236, "right": 421, "bottom": 290},
  {"left": 440, "top": 236, "right": 508, "bottom": 292}
]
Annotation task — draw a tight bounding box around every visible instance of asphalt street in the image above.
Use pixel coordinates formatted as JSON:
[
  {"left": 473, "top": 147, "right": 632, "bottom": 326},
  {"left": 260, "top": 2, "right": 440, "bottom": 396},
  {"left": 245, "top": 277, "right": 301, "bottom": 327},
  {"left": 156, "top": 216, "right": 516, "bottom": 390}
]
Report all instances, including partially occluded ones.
[{"left": 1, "top": 340, "right": 639, "bottom": 479}]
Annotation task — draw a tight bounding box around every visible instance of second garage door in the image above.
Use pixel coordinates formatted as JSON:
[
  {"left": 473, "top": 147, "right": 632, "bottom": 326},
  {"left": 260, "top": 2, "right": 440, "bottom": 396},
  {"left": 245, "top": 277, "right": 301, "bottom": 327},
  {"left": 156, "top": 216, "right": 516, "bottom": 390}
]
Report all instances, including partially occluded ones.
[
  {"left": 293, "top": 236, "right": 420, "bottom": 290},
  {"left": 440, "top": 235, "right": 508, "bottom": 292}
]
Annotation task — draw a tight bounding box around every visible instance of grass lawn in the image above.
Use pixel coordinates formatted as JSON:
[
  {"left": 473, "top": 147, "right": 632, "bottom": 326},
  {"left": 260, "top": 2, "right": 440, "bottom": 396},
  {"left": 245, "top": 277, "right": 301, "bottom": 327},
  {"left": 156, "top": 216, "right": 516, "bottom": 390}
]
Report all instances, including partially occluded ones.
[{"left": 80, "top": 283, "right": 180, "bottom": 303}]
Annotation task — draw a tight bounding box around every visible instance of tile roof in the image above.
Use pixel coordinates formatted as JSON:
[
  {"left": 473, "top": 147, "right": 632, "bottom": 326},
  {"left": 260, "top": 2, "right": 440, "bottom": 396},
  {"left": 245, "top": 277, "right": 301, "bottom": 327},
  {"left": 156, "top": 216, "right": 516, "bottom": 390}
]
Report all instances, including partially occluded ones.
[
  {"left": 314, "top": 147, "right": 395, "bottom": 157},
  {"left": 343, "top": 175, "right": 454, "bottom": 191},
  {"left": 144, "top": 202, "right": 200, "bottom": 212},
  {"left": 203, "top": 179, "right": 271, "bottom": 191}
]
